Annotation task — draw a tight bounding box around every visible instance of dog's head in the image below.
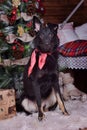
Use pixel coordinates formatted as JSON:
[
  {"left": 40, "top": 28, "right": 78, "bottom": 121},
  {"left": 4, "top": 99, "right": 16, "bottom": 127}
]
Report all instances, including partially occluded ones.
[{"left": 33, "top": 16, "right": 59, "bottom": 53}]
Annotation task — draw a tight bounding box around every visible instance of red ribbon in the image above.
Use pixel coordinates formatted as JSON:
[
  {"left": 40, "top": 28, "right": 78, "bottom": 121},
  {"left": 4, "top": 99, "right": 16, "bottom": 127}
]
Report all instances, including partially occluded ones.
[{"left": 28, "top": 49, "right": 48, "bottom": 76}]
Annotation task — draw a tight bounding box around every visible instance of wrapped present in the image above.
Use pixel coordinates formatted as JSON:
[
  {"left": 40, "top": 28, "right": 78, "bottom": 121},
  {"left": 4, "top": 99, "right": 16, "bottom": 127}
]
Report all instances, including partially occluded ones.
[{"left": 0, "top": 89, "right": 16, "bottom": 120}]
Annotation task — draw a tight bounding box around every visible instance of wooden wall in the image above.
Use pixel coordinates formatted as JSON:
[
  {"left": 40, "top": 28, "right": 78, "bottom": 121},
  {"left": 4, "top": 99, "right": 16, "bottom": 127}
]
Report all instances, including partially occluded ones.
[{"left": 43, "top": 0, "right": 87, "bottom": 26}]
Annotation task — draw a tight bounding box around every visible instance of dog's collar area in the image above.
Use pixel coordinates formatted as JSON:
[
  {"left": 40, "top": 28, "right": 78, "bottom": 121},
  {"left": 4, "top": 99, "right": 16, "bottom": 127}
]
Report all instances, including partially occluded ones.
[
  {"left": 28, "top": 49, "right": 51, "bottom": 76},
  {"left": 35, "top": 48, "right": 51, "bottom": 55}
]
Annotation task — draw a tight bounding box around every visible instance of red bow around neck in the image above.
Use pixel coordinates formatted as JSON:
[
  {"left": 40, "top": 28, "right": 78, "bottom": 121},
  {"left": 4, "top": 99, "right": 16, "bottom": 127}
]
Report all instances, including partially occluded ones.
[{"left": 28, "top": 49, "right": 50, "bottom": 76}]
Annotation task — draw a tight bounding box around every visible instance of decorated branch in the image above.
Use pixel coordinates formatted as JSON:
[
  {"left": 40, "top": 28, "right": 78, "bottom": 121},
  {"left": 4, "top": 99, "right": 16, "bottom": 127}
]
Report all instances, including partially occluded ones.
[{"left": 0, "top": 0, "right": 45, "bottom": 60}]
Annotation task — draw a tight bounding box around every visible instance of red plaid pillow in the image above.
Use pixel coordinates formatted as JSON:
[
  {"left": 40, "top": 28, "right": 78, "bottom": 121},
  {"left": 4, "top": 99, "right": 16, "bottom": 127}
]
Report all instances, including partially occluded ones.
[{"left": 58, "top": 40, "right": 87, "bottom": 57}]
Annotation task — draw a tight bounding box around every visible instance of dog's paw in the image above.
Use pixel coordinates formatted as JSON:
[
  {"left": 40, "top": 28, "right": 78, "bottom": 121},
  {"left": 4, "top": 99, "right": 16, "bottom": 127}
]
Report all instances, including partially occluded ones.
[
  {"left": 38, "top": 113, "right": 45, "bottom": 121},
  {"left": 63, "top": 110, "right": 69, "bottom": 116}
]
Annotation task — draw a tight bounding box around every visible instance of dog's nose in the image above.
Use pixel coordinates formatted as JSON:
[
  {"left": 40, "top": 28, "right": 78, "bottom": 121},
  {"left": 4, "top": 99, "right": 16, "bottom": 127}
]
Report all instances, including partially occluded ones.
[
  {"left": 45, "top": 42, "right": 49, "bottom": 45},
  {"left": 45, "top": 41, "right": 50, "bottom": 45}
]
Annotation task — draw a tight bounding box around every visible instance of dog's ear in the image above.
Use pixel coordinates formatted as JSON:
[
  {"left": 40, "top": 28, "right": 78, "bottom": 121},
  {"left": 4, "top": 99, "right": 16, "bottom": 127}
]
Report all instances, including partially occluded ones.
[
  {"left": 47, "top": 23, "right": 58, "bottom": 33},
  {"left": 33, "top": 16, "right": 42, "bottom": 32}
]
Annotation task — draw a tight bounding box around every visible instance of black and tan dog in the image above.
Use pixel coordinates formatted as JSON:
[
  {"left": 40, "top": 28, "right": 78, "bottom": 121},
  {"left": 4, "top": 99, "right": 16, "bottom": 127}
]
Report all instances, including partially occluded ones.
[{"left": 21, "top": 16, "right": 68, "bottom": 121}]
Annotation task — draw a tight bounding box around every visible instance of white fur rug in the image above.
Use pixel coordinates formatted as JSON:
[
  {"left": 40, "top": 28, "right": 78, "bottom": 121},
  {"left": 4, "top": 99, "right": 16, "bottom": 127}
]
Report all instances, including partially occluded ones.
[{"left": 0, "top": 100, "right": 87, "bottom": 130}]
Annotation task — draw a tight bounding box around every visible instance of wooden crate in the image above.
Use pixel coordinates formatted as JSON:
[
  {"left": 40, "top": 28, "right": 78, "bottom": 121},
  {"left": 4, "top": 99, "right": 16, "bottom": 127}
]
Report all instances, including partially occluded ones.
[{"left": 0, "top": 89, "right": 16, "bottom": 120}]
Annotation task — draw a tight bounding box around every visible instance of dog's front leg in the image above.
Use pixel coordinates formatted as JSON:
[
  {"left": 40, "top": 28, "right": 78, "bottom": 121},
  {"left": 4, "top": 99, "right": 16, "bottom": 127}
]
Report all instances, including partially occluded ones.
[
  {"left": 54, "top": 82, "right": 69, "bottom": 115},
  {"left": 33, "top": 82, "right": 45, "bottom": 121}
]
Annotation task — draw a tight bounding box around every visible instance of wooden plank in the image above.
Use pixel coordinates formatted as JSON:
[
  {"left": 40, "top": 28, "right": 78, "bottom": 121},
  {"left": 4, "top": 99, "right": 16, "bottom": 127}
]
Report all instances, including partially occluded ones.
[{"left": 43, "top": 0, "right": 87, "bottom": 25}]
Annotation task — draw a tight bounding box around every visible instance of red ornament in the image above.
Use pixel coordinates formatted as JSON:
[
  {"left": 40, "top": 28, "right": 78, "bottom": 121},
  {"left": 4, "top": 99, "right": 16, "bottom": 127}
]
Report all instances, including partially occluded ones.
[
  {"left": 26, "top": 21, "right": 32, "bottom": 28},
  {"left": 19, "top": 46, "right": 24, "bottom": 52},
  {"left": 11, "top": 37, "right": 24, "bottom": 60},
  {"left": 12, "top": 46, "right": 16, "bottom": 50},
  {"left": 10, "top": 15, "right": 16, "bottom": 24},
  {"left": 12, "top": 7, "right": 17, "bottom": 15},
  {"left": 0, "top": 32, "right": 4, "bottom": 37},
  {"left": 12, "top": 10, "right": 16, "bottom": 15},
  {"left": 13, "top": 40, "right": 24, "bottom": 52}
]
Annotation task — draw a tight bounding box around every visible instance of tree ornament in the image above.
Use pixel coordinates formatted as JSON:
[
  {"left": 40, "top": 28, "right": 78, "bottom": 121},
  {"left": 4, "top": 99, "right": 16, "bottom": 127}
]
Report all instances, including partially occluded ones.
[
  {"left": 17, "top": 26, "right": 25, "bottom": 37},
  {"left": 19, "top": 46, "right": 24, "bottom": 52},
  {"left": 0, "top": 32, "right": 4, "bottom": 38},
  {"left": 26, "top": 21, "right": 32, "bottom": 28},
  {"left": 12, "top": 0, "right": 21, "bottom": 8},
  {"left": 8, "top": 7, "right": 17, "bottom": 25},
  {"left": 9, "top": 15, "right": 16, "bottom": 25},
  {"left": 12, "top": 7, "right": 17, "bottom": 15},
  {"left": 12, "top": 40, "right": 25, "bottom": 59},
  {"left": 12, "top": 45, "right": 16, "bottom": 50}
]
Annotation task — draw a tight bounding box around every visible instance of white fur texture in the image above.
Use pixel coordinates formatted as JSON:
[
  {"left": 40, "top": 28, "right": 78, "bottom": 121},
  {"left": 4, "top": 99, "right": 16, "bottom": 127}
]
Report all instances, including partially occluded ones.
[
  {"left": 0, "top": 100, "right": 87, "bottom": 130},
  {"left": 22, "top": 98, "right": 38, "bottom": 112}
]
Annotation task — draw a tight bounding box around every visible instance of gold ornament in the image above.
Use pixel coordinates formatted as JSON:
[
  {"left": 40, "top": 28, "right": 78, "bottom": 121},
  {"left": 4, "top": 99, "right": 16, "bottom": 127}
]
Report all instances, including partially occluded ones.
[
  {"left": 12, "top": 0, "right": 21, "bottom": 8},
  {"left": 17, "top": 26, "right": 24, "bottom": 37}
]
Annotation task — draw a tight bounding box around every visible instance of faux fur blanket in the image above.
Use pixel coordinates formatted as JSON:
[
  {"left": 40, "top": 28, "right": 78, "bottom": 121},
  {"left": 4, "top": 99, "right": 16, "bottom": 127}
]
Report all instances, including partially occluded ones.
[{"left": 0, "top": 100, "right": 87, "bottom": 130}]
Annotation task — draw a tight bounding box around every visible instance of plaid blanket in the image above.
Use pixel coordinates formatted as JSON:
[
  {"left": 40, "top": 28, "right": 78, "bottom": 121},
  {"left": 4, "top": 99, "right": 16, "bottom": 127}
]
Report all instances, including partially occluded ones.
[{"left": 58, "top": 40, "right": 87, "bottom": 57}]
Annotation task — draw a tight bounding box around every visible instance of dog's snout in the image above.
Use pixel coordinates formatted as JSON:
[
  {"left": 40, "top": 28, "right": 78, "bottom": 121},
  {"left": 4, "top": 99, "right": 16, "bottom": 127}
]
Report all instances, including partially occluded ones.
[{"left": 45, "top": 40, "right": 50, "bottom": 45}]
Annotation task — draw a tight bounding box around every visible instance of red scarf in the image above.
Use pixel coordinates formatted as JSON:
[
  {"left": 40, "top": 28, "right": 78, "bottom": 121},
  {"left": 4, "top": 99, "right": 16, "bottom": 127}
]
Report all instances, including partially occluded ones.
[{"left": 28, "top": 49, "right": 50, "bottom": 76}]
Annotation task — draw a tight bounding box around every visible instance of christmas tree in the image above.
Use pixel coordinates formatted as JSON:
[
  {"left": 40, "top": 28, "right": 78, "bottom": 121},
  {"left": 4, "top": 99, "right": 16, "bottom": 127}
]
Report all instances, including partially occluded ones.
[{"left": 0, "top": 0, "right": 45, "bottom": 100}]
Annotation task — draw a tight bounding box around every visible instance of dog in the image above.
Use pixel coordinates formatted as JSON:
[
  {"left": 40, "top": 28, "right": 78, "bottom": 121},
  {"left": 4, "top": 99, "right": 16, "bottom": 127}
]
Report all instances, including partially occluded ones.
[{"left": 21, "top": 16, "right": 68, "bottom": 121}]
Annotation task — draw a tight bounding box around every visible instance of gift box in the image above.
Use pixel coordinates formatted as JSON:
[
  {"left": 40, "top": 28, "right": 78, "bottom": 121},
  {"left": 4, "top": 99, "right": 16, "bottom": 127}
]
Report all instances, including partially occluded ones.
[{"left": 0, "top": 89, "right": 16, "bottom": 120}]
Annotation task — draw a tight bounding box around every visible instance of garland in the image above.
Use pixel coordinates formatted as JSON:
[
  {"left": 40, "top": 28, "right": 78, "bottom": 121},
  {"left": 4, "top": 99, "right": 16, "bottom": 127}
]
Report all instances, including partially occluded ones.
[{"left": 0, "top": 56, "right": 29, "bottom": 66}]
